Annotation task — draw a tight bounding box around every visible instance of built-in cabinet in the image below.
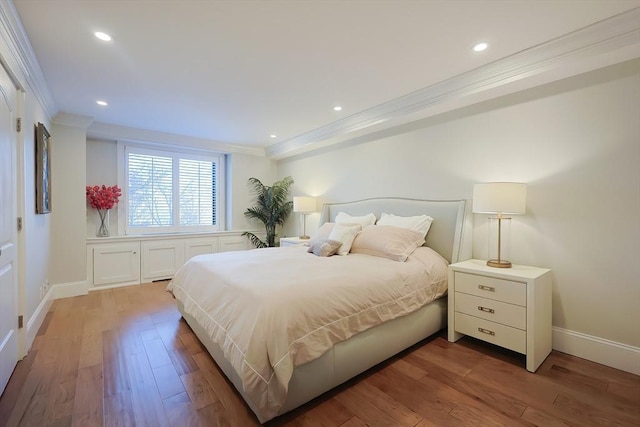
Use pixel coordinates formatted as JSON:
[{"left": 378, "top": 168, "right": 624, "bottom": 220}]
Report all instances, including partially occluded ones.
[
  {"left": 87, "top": 232, "right": 253, "bottom": 288},
  {"left": 219, "top": 235, "right": 252, "bottom": 252},
  {"left": 141, "top": 239, "right": 185, "bottom": 282},
  {"left": 92, "top": 243, "right": 140, "bottom": 286}
]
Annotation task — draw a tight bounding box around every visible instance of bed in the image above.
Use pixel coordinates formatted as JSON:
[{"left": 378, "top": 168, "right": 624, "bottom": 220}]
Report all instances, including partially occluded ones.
[{"left": 168, "top": 197, "right": 472, "bottom": 423}]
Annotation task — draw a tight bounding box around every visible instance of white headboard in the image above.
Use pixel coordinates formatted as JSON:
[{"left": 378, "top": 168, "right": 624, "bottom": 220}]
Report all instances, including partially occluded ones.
[{"left": 319, "top": 197, "right": 472, "bottom": 264}]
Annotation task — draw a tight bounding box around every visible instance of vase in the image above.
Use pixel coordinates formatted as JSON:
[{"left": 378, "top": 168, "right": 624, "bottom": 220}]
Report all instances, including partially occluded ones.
[{"left": 97, "top": 209, "right": 110, "bottom": 237}]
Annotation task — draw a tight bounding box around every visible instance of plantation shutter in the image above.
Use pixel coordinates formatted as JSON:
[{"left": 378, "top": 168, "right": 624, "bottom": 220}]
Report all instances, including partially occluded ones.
[
  {"left": 122, "top": 143, "right": 223, "bottom": 234},
  {"left": 127, "top": 152, "right": 173, "bottom": 227},
  {"left": 179, "top": 159, "right": 216, "bottom": 226}
]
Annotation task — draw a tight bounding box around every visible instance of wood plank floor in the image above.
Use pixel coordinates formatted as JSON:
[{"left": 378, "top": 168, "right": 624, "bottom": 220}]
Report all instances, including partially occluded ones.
[{"left": 0, "top": 281, "right": 638, "bottom": 427}]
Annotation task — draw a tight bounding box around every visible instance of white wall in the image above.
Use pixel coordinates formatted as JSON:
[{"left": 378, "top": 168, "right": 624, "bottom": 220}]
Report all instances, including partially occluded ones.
[
  {"left": 50, "top": 119, "right": 89, "bottom": 285},
  {"left": 20, "top": 93, "right": 52, "bottom": 325},
  {"left": 278, "top": 60, "right": 640, "bottom": 349},
  {"left": 226, "top": 153, "right": 277, "bottom": 231},
  {"left": 85, "top": 138, "right": 119, "bottom": 236}
]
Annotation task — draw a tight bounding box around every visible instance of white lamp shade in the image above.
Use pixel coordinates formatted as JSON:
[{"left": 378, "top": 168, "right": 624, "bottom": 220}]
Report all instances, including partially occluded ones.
[
  {"left": 473, "top": 182, "right": 527, "bottom": 214},
  {"left": 293, "top": 196, "right": 317, "bottom": 213}
]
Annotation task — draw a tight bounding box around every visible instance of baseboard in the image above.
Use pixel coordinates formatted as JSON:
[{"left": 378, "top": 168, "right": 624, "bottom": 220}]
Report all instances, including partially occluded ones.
[
  {"left": 23, "top": 281, "right": 88, "bottom": 354},
  {"left": 87, "top": 281, "right": 141, "bottom": 291},
  {"left": 52, "top": 280, "right": 89, "bottom": 299},
  {"left": 552, "top": 327, "right": 640, "bottom": 375},
  {"left": 25, "top": 287, "right": 54, "bottom": 352}
]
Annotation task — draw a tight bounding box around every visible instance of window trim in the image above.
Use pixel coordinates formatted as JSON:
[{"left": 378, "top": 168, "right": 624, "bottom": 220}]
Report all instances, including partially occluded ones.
[{"left": 117, "top": 140, "right": 226, "bottom": 235}]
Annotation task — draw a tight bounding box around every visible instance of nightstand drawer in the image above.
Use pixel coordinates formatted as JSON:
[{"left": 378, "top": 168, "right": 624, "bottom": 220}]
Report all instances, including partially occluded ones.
[
  {"left": 455, "top": 292, "right": 526, "bottom": 330},
  {"left": 455, "top": 312, "right": 526, "bottom": 354},
  {"left": 455, "top": 272, "right": 526, "bottom": 306}
]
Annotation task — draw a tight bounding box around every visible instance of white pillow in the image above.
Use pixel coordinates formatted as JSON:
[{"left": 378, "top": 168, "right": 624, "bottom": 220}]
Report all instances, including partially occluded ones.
[
  {"left": 327, "top": 223, "right": 361, "bottom": 255},
  {"left": 306, "top": 222, "right": 335, "bottom": 246},
  {"left": 377, "top": 213, "right": 434, "bottom": 239},
  {"left": 335, "top": 212, "right": 376, "bottom": 229},
  {"left": 350, "top": 225, "right": 425, "bottom": 262}
]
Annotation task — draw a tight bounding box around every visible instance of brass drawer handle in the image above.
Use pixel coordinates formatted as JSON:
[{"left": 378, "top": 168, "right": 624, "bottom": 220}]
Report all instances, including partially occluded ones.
[
  {"left": 478, "top": 327, "right": 495, "bottom": 336},
  {"left": 478, "top": 306, "right": 495, "bottom": 314},
  {"left": 478, "top": 285, "right": 495, "bottom": 292}
]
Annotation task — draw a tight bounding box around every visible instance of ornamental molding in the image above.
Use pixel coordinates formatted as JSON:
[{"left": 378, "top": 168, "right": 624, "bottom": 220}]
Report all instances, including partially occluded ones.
[
  {"left": 87, "top": 121, "right": 267, "bottom": 157},
  {"left": 267, "top": 8, "right": 640, "bottom": 159},
  {"left": 0, "top": 0, "right": 57, "bottom": 118}
]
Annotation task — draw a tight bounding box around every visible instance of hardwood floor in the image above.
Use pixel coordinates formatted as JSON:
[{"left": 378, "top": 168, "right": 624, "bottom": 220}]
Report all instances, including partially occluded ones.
[{"left": 0, "top": 281, "right": 638, "bottom": 427}]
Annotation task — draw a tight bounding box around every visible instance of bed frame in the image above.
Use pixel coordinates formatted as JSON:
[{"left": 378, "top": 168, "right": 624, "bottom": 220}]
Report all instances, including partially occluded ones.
[{"left": 177, "top": 197, "right": 472, "bottom": 423}]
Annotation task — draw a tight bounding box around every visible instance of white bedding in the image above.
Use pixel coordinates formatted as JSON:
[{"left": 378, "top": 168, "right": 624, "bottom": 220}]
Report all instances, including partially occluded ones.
[{"left": 167, "top": 245, "right": 448, "bottom": 420}]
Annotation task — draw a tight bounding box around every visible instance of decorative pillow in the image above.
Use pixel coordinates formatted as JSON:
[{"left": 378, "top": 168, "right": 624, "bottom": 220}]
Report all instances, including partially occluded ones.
[
  {"left": 327, "top": 223, "right": 362, "bottom": 256},
  {"left": 306, "top": 222, "right": 335, "bottom": 246},
  {"left": 335, "top": 212, "right": 376, "bottom": 229},
  {"left": 307, "top": 239, "right": 343, "bottom": 257},
  {"left": 350, "top": 225, "right": 425, "bottom": 262},
  {"left": 377, "top": 213, "right": 434, "bottom": 239}
]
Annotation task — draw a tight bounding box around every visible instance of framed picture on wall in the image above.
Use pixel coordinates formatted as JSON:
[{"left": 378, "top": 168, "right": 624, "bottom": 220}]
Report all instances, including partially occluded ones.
[{"left": 35, "top": 122, "right": 51, "bottom": 214}]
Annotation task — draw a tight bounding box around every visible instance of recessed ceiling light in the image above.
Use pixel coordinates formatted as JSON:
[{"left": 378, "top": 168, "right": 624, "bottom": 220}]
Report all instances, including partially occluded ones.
[
  {"left": 94, "top": 31, "right": 112, "bottom": 42},
  {"left": 473, "top": 42, "right": 488, "bottom": 52},
  {"left": 333, "top": 106, "right": 342, "bottom": 111},
  {"left": 96, "top": 100, "right": 108, "bottom": 106},
  {"left": 270, "top": 134, "right": 277, "bottom": 138}
]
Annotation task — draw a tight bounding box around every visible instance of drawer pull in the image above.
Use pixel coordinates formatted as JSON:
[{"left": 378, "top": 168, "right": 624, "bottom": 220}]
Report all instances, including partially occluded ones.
[
  {"left": 478, "top": 285, "right": 495, "bottom": 292},
  {"left": 478, "top": 327, "right": 495, "bottom": 336},
  {"left": 477, "top": 306, "right": 495, "bottom": 314}
]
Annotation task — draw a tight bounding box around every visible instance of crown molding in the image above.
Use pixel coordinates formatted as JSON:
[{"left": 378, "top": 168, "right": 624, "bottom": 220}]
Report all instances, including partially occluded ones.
[
  {"left": 267, "top": 7, "right": 640, "bottom": 159},
  {"left": 53, "top": 112, "right": 94, "bottom": 129},
  {"left": 87, "top": 121, "right": 267, "bottom": 157},
  {"left": 0, "top": 0, "right": 57, "bottom": 119}
]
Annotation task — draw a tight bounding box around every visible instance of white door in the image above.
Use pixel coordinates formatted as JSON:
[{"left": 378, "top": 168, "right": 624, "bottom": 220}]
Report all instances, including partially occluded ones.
[{"left": 0, "top": 62, "right": 18, "bottom": 396}]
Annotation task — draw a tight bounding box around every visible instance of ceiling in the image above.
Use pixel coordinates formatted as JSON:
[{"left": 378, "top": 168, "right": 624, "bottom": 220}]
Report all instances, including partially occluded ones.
[{"left": 11, "top": 0, "right": 640, "bottom": 153}]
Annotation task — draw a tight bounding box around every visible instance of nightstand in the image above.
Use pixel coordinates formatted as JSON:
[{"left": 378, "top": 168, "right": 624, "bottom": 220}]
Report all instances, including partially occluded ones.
[
  {"left": 448, "top": 259, "right": 552, "bottom": 372},
  {"left": 279, "top": 237, "right": 309, "bottom": 247}
]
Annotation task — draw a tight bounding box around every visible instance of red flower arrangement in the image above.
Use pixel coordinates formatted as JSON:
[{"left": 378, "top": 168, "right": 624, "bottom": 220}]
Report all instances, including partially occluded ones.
[{"left": 86, "top": 185, "right": 122, "bottom": 210}]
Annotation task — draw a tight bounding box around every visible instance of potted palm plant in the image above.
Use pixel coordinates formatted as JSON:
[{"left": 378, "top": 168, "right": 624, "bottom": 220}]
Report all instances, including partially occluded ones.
[{"left": 242, "top": 176, "right": 294, "bottom": 248}]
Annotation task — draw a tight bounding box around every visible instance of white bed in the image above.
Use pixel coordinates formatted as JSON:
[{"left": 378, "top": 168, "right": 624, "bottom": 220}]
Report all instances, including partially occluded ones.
[{"left": 170, "top": 197, "right": 472, "bottom": 423}]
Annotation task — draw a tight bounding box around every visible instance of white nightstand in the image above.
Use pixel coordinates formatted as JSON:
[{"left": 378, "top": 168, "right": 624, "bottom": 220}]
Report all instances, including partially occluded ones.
[
  {"left": 448, "top": 259, "right": 552, "bottom": 372},
  {"left": 279, "top": 237, "right": 309, "bottom": 247}
]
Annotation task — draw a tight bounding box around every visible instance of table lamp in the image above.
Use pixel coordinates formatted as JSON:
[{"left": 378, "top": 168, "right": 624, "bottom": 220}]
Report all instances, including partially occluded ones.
[
  {"left": 473, "top": 182, "right": 527, "bottom": 268},
  {"left": 293, "top": 196, "right": 317, "bottom": 239}
]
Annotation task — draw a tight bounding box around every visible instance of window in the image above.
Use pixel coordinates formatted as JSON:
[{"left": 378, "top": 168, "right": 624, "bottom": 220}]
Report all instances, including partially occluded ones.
[{"left": 119, "top": 143, "right": 225, "bottom": 234}]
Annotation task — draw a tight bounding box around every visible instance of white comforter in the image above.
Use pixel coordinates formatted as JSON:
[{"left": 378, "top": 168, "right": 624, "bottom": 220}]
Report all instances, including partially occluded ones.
[{"left": 167, "top": 245, "right": 448, "bottom": 419}]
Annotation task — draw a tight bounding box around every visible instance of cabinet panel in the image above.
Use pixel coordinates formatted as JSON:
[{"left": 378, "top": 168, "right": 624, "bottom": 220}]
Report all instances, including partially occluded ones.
[
  {"left": 219, "top": 235, "right": 249, "bottom": 252},
  {"left": 455, "top": 312, "right": 526, "bottom": 354},
  {"left": 88, "top": 232, "right": 249, "bottom": 288},
  {"left": 455, "top": 272, "right": 526, "bottom": 306},
  {"left": 93, "top": 243, "right": 140, "bottom": 286},
  {"left": 455, "top": 292, "right": 526, "bottom": 330},
  {"left": 184, "top": 237, "right": 219, "bottom": 261},
  {"left": 141, "top": 240, "right": 184, "bottom": 282}
]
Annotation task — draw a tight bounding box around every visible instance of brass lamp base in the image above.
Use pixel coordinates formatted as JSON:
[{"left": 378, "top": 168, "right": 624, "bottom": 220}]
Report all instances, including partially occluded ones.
[
  {"left": 487, "top": 259, "right": 512, "bottom": 268},
  {"left": 299, "top": 235, "right": 310, "bottom": 240}
]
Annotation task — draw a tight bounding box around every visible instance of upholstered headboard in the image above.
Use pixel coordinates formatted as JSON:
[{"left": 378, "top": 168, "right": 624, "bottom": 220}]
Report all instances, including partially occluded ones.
[{"left": 319, "top": 198, "right": 472, "bottom": 263}]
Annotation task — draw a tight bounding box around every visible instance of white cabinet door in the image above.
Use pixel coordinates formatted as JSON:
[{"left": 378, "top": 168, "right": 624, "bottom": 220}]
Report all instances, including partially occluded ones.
[
  {"left": 184, "top": 237, "right": 218, "bottom": 261},
  {"left": 93, "top": 243, "right": 140, "bottom": 286},
  {"left": 141, "top": 240, "right": 185, "bottom": 282},
  {"left": 219, "top": 235, "right": 249, "bottom": 252}
]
